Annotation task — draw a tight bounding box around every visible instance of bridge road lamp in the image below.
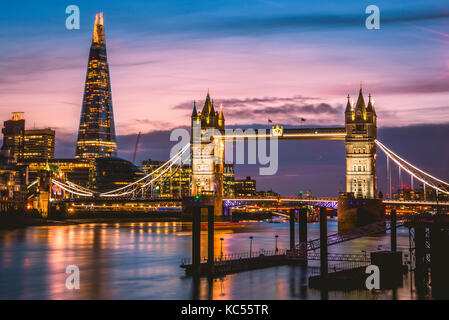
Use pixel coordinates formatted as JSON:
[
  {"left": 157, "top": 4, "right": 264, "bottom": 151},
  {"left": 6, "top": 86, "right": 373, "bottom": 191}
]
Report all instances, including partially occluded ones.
[
  {"left": 220, "top": 237, "right": 224, "bottom": 260},
  {"left": 249, "top": 236, "right": 254, "bottom": 258},
  {"left": 275, "top": 235, "right": 279, "bottom": 253}
]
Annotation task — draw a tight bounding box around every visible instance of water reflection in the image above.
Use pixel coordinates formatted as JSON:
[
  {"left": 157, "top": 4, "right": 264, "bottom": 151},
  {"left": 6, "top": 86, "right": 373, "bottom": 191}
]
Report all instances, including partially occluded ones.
[{"left": 0, "top": 220, "right": 419, "bottom": 299}]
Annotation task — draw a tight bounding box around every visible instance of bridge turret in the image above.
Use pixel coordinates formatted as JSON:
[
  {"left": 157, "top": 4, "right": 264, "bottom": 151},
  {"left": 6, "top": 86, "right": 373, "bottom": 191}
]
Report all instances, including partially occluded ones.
[
  {"left": 191, "top": 90, "right": 224, "bottom": 216},
  {"left": 345, "top": 83, "right": 377, "bottom": 199}
]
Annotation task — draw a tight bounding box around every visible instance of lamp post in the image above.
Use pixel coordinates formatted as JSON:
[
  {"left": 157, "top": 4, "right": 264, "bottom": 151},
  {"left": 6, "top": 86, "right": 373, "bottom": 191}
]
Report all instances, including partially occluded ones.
[
  {"left": 275, "top": 235, "right": 279, "bottom": 253},
  {"left": 220, "top": 237, "right": 224, "bottom": 260},
  {"left": 249, "top": 236, "right": 254, "bottom": 258}
]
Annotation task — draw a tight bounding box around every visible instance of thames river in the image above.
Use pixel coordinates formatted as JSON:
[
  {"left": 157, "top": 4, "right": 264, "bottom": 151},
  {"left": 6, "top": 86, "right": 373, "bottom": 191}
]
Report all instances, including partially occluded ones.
[{"left": 0, "top": 219, "right": 419, "bottom": 299}]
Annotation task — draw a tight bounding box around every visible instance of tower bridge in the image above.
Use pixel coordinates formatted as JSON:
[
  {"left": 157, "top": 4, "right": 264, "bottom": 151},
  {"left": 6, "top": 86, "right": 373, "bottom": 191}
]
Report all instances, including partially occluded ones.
[{"left": 35, "top": 86, "right": 449, "bottom": 231}]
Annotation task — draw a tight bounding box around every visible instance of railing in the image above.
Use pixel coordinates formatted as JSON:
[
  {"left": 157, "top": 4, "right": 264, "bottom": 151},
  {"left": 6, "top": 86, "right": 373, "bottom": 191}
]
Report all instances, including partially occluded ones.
[
  {"left": 297, "top": 220, "right": 404, "bottom": 251},
  {"left": 287, "top": 251, "right": 370, "bottom": 263},
  {"left": 180, "top": 249, "right": 287, "bottom": 266}
]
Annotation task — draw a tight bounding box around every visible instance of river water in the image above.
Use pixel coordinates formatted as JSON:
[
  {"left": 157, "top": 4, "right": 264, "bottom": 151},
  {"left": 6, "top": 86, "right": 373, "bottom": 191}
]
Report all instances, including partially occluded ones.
[{"left": 0, "top": 219, "right": 421, "bottom": 300}]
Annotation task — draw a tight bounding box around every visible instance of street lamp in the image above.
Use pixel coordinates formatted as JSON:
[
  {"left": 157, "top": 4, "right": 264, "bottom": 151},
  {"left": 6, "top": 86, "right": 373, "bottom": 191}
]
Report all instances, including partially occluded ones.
[
  {"left": 220, "top": 237, "right": 224, "bottom": 260},
  {"left": 249, "top": 236, "right": 254, "bottom": 258},
  {"left": 275, "top": 235, "right": 279, "bottom": 253}
]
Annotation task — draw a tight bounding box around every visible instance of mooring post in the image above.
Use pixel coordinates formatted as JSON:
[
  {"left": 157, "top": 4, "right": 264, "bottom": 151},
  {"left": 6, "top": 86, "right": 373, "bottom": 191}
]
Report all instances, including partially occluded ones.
[
  {"left": 192, "top": 206, "right": 201, "bottom": 274},
  {"left": 289, "top": 209, "right": 295, "bottom": 251},
  {"left": 391, "top": 209, "right": 397, "bottom": 252},
  {"left": 207, "top": 206, "right": 215, "bottom": 272},
  {"left": 299, "top": 207, "right": 308, "bottom": 262},
  {"left": 320, "top": 207, "right": 328, "bottom": 282}
]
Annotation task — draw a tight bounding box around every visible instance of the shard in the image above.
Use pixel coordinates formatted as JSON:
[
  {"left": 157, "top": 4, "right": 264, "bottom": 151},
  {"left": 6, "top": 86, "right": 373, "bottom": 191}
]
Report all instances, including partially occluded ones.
[{"left": 75, "top": 13, "right": 117, "bottom": 159}]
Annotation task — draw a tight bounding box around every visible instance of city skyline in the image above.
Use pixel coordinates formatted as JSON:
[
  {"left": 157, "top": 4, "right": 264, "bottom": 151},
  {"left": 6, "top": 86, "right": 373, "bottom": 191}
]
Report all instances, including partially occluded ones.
[{"left": 0, "top": 1, "right": 448, "bottom": 195}]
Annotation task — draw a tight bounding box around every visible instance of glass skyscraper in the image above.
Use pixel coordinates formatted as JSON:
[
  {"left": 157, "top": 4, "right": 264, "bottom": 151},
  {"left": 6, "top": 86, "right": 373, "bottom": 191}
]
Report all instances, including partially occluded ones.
[{"left": 75, "top": 13, "right": 117, "bottom": 159}]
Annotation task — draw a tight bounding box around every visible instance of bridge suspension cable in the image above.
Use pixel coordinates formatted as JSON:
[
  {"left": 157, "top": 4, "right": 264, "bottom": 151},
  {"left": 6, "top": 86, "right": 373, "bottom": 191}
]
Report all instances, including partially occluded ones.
[
  {"left": 99, "top": 143, "right": 190, "bottom": 197},
  {"left": 375, "top": 139, "right": 449, "bottom": 195}
]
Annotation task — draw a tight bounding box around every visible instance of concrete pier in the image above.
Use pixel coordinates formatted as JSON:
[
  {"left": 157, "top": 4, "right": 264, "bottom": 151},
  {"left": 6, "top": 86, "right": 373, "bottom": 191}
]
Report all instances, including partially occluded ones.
[{"left": 337, "top": 193, "right": 385, "bottom": 232}]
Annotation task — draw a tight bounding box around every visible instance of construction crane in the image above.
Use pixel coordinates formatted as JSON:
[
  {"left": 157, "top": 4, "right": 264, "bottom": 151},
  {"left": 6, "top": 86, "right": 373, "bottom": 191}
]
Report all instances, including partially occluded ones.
[{"left": 132, "top": 131, "right": 141, "bottom": 164}]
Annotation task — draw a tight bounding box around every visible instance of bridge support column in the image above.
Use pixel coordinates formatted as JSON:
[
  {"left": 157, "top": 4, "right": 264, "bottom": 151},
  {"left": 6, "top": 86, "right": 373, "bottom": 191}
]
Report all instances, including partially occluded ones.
[
  {"left": 207, "top": 206, "right": 215, "bottom": 272},
  {"left": 192, "top": 206, "right": 201, "bottom": 274},
  {"left": 320, "top": 207, "right": 328, "bottom": 282},
  {"left": 430, "top": 218, "right": 449, "bottom": 299},
  {"left": 289, "top": 209, "right": 295, "bottom": 251},
  {"left": 299, "top": 208, "right": 308, "bottom": 263},
  {"left": 391, "top": 209, "right": 397, "bottom": 252}
]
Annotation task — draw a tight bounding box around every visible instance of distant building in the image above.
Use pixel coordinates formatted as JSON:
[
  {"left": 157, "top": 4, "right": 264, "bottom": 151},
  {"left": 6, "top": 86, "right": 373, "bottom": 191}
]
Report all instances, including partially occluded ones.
[
  {"left": 1, "top": 112, "right": 25, "bottom": 159},
  {"left": 1, "top": 113, "right": 55, "bottom": 162},
  {"left": 22, "top": 129, "right": 55, "bottom": 161},
  {"left": 0, "top": 150, "right": 27, "bottom": 212},
  {"left": 234, "top": 176, "right": 256, "bottom": 196},
  {"left": 75, "top": 13, "right": 117, "bottom": 159},
  {"left": 256, "top": 190, "right": 279, "bottom": 197},
  {"left": 92, "top": 157, "right": 145, "bottom": 192},
  {"left": 223, "top": 164, "right": 235, "bottom": 196},
  {"left": 20, "top": 158, "right": 93, "bottom": 187},
  {"left": 141, "top": 160, "right": 235, "bottom": 197}
]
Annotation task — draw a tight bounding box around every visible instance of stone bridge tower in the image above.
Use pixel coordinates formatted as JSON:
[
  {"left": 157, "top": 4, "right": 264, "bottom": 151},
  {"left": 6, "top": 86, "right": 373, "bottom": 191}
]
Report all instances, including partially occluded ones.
[
  {"left": 190, "top": 90, "right": 225, "bottom": 216},
  {"left": 339, "top": 84, "right": 383, "bottom": 232},
  {"left": 344, "top": 84, "right": 377, "bottom": 199}
]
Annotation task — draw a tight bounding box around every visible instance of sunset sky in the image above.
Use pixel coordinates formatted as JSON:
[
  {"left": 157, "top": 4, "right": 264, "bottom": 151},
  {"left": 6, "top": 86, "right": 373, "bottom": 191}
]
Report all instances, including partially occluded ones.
[{"left": 1, "top": 0, "right": 449, "bottom": 195}]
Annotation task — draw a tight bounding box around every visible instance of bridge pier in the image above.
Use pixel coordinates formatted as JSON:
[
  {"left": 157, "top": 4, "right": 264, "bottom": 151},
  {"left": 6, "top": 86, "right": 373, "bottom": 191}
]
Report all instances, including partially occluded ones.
[
  {"left": 189, "top": 198, "right": 216, "bottom": 275},
  {"left": 337, "top": 193, "right": 385, "bottom": 232}
]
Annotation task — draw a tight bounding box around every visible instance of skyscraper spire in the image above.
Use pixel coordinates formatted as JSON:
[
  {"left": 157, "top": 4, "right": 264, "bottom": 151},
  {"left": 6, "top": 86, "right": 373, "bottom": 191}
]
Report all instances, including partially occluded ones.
[{"left": 76, "top": 13, "right": 117, "bottom": 159}]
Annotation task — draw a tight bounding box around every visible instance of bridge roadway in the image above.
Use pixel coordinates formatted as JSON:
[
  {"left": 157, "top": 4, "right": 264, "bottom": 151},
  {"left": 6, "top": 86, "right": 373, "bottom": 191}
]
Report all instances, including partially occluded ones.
[
  {"left": 223, "top": 196, "right": 449, "bottom": 207},
  {"left": 223, "top": 127, "right": 346, "bottom": 141}
]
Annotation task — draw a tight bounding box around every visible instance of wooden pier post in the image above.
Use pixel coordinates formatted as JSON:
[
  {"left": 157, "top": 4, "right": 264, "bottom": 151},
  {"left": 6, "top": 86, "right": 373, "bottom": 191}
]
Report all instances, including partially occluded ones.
[
  {"left": 207, "top": 206, "right": 215, "bottom": 272},
  {"left": 289, "top": 209, "right": 295, "bottom": 251},
  {"left": 299, "top": 207, "right": 308, "bottom": 262},
  {"left": 390, "top": 209, "right": 397, "bottom": 252},
  {"left": 320, "top": 207, "right": 328, "bottom": 282},
  {"left": 192, "top": 206, "right": 201, "bottom": 274}
]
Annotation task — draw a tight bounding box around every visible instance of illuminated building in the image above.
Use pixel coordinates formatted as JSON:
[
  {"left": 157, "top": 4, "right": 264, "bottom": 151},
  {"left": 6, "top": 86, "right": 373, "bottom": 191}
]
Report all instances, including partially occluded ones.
[
  {"left": 75, "top": 13, "right": 117, "bottom": 159},
  {"left": 141, "top": 159, "right": 191, "bottom": 197},
  {"left": 1, "top": 112, "right": 25, "bottom": 160},
  {"left": 22, "top": 129, "right": 55, "bottom": 161},
  {"left": 92, "top": 157, "right": 145, "bottom": 191},
  {"left": 1, "top": 113, "right": 55, "bottom": 161},
  {"left": 223, "top": 164, "right": 235, "bottom": 196},
  {"left": 234, "top": 176, "right": 256, "bottom": 196},
  {"left": 141, "top": 160, "right": 234, "bottom": 197},
  {"left": 345, "top": 84, "right": 377, "bottom": 199},
  {"left": 21, "top": 159, "right": 93, "bottom": 187},
  {"left": 0, "top": 150, "right": 27, "bottom": 212}
]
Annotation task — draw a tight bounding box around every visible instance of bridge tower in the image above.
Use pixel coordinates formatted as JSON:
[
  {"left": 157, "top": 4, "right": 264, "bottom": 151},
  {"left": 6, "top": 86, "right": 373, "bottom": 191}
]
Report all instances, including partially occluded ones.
[
  {"left": 340, "top": 84, "right": 383, "bottom": 231},
  {"left": 344, "top": 84, "right": 377, "bottom": 199},
  {"left": 190, "top": 90, "right": 225, "bottom": 216}
]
